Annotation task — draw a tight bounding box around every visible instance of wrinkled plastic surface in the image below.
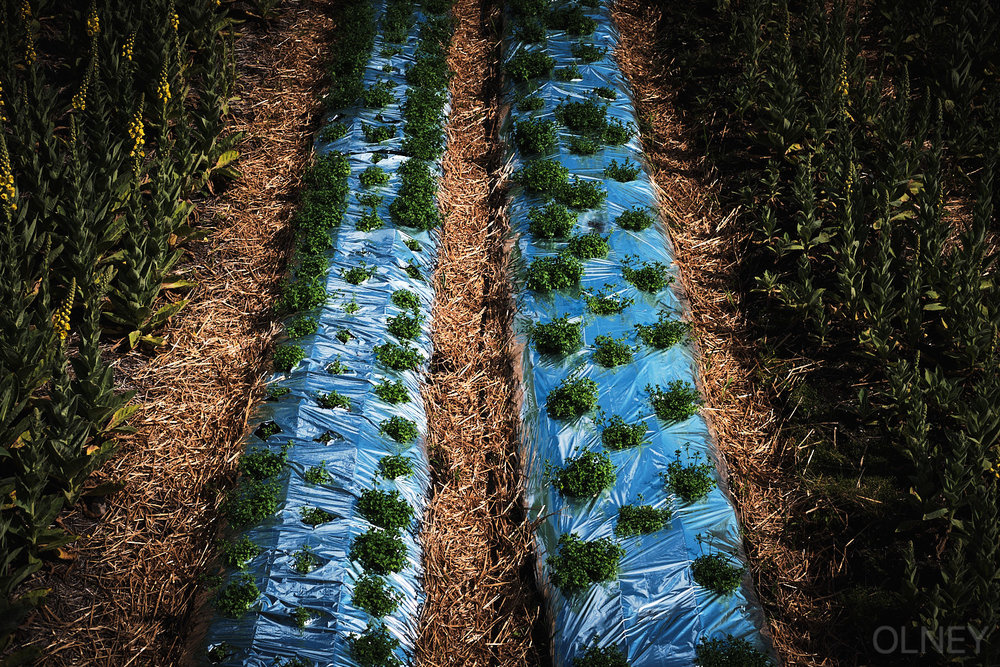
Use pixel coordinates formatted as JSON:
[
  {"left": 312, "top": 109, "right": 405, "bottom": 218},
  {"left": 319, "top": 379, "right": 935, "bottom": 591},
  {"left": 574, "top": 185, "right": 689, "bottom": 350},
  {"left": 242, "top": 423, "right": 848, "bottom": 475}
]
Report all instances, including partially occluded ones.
[
  {"left": 200, "top": 4, "right": 446, "bottom": 664},
  {"left": 501, "top": 3, "right": 774, "bottom": 665}
]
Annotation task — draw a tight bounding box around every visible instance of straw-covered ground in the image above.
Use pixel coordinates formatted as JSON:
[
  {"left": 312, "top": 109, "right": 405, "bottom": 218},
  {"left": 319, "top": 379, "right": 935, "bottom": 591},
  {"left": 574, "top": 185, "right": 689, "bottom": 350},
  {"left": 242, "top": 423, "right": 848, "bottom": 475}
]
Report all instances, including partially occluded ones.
[
  {"left": 12, "top": 2, "right": 335, "bottom": 663},
  {"left": 415, "top": 0, "right": 549, "bottom": 665},
  {"left": 613, "top": 1, "right": 825, "bottom": 664}
]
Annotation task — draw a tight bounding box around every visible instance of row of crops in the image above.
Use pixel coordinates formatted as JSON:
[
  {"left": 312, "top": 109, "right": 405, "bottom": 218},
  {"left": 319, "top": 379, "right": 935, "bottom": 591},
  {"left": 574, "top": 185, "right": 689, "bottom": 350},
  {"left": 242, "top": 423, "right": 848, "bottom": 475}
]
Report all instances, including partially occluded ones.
[
  {"left": 654, "top": 0, "right": 999, "bottom": 661},
  {"left": 0, "top": 0, "right": 234, "bottom": 659},
  {"left": 501, "top": 2, "right": 772, "bottom": 666},
  {"left": 200, "top": 0, "right": 453, "bottom": 664}
]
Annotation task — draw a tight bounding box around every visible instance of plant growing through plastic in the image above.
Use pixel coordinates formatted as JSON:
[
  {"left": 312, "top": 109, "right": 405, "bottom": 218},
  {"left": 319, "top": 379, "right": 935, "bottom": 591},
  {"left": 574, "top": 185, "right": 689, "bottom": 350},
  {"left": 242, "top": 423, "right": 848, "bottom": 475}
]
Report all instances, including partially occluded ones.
[
  {"left": 547, "top": 533, "right": 625, "bottom": 592},
  {"left": 647, "top": 380, "right": 701, "bottom": 421},
  {"left": 546, "top": 375, "right": 599, "bottom": 420}
]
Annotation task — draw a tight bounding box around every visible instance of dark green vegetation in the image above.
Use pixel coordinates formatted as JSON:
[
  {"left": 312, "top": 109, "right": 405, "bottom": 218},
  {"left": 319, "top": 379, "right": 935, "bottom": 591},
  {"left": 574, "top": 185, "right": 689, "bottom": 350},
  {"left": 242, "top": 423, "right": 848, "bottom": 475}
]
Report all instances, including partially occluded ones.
[
  {"left": 592, "top": 335, "right": 635, "bottom": 367},
  {"left": 634, "top": 313, "right": 688, "bottom": 349},
  {"left": 572, "top": 644, "right": 629, "bottom": 667},
  {"left": 615, "top": 504, "right": 673, "bottom": 537},
  {"left": 358, "top": 488, "right": 414, "bottom": 531},
  {"left": 530, "top": 315, "right": 583, "bottom": 355},
  {"left": 662, "top": 449, "right": 716, "bottom": 503},
  {"left": 695, "top": 635, "right": 772, "bottom": 667},
  {"left": 526, "top": 254, "right": 584, "bottom": 292},
  {"left": 353, "top": 574, "right": 403, "bottom": 617},
  {"left": 528, "top": 202, "right": 577, "bottom": 239},
  {"left": 551, "top": 451, "right": 616, "bottom": 498},
  {"left": 646, "top": 381, "right": 701, "bottom": 422},
  {"left": 584, "top": 285, "right": 634, "bottom": 315},
  {"left": 546, "top": 375, "right": 599, "bottom": 420},
  {"left": 567, "top": 232, "right": 609, "bottom": 259},
  {"left": 214, "top": 574, "right": 260, "bottom": 618},
  {"left": 547, "top": 533, "right": 625, "bottom": 592},
  {"left": 350, "top": 529, "right": 408, "bottom": 575},
  {"left": 350, "top": 623, "right": 402, "bottom": 667},
  {"left": 655, "top": 0, "right": 1000, "bottom": 656},
  {"left": 379, "top": 454, "right": 415, "bottom": 479},
  {"left": 691, "top": 553, "right": 745, "bottom": 595},
  {"left": 621, "top": 256, "right": 672, "bottom": 292},
  {"left": 596, "top": 414, "right": 648, "bottom": 450},
  {"left": 380, "top": 415, "right": 419, "bottom": 443}
]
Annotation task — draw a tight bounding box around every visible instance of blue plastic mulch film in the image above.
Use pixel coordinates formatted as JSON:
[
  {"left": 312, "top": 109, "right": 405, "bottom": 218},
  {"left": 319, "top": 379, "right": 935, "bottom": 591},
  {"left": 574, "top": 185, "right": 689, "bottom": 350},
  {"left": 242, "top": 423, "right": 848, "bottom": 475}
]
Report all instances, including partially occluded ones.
[
  {"left": 501, "top": 2, "right": 776, "bottom": 666},
  {"left": 200, "top": 1, "right": 451, "bottom": 664}
]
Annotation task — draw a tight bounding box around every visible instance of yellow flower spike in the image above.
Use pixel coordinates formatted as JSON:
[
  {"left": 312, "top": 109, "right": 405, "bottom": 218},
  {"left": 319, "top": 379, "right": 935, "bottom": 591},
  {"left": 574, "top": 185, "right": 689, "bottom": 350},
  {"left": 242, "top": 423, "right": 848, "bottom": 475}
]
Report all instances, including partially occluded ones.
[
  {"left": 86, "top": 2, "right": 100, "bottom": 37},
  {"left": 128, "top": 98, "right": 146, "bottom": 170},
  {"left": 122, "top": 33, "right": 135, "bottom": 61},
  {"left": 170, "top": 11, "right": 179, "bottom": 32},
  {"left": 54, "top": 278, "right": 76, "bottom": 342},
  {"left": 0, "top": 135, "right": 15, "bottom": 214},
  {"left": 19, "top": 0, "right": 31, "bottom": 21},
  {"left": 0, "top": 81, "right": 7, "bottom": 123},
  {"left": 24, "top": 32, "right": 36, "bottom": 65},
  {"left": 156, "top": 64, "right": 171, "bottom": 105}
]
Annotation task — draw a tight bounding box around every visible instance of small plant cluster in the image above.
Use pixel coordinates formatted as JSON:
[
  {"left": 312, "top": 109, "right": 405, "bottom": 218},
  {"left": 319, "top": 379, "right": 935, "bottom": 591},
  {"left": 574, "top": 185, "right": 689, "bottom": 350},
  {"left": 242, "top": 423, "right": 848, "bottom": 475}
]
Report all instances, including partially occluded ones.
[
  {"left": 304, "top": 461, "right": 331, "bottom": 486},
  {"left": 267, "top": 385, "right": 291, "bottom": 400},
  {"left": 291, "top": 606, "right": 313, "bottom": 631},
  {"left": 547, "top": 533, "right": 625, "bottom": 592},
  {"left": 691, "top": 552, "right": 746, "bottom": 595},
  {"left": 616, "top": 207, "right": 653, "bottom": 231},
  {"left": 530, "top": 316, "right": 582, "bottom": 355},
  {"left": 572, "top": 643, "right": 630, "bottom": 667},
  {"left": 379, "top": 454, "right": 415, "bottom": 479},
  {"left": 300, "top": 506, "right": 335, "bottom": 526},
  {"left": 695, "top": 635, "right": 772, "bottom": 667},
  {"left": 286, "top": 315, "right": 319, "bottom": 339},
  {"left": 380, "top": 415, "right": 419, "bottom": 443},
  {"left": 528, "top": 202, "right": 577, "bottom": 239},
  {"left": 215, "top": 574, "right": 261, "bottom": 618},
  {"left": 596, "top": 413, "right": 648, "bottom": 450},
  {"left": 401, "top": 15, "right": 453, "bottom": 160},
  {"left": 545, "top": 4, "right": 597, "bottom": 36},
  {"left": 571, "top": 43, "right": 606, "bottom": 63},
  {"left": 224, "top": 477, "right": 280, "bottom": 529},
  {"left": 506, "top": 50, "right": 555, "bottom": 81},
  {"left": 342, "top": 262, "right": 377, "bottom": 285},
  {"left": 526, "top": 254, "right": 584, "bottom": 292},
  {"left": 555, "top": 65, "right": 582, "bottom": 81},
  {"left": 240, "top": 443, "right": 288, "bottom": 480},
  {"left": 515, "top": 117, "right": 558, "bottom": 154},
  {"left": 585, "top": 285, "right": 634, "bottom": 315},
  {"left": 363, "top": 80, "right": 396, "bottom": 108},
  {"left": 374, "top": 379, "right": 409, "bottom": 404},
  {"left": 353, "top": 574, "right": 403, "bottom": 617},
  {"left": 662, "top": 448, "right": 716, "bottom": 502},
  {"left": 358, "top": 488, "right": 414, "bottom": 531},
  {"left": 556, "top": 99, "right": 608, "bottom": 135},
  {"left": 592, "top": 335, "right": 636, "bottom": 368},
  {"left": 359, "top": 165, "right": 390, "bottom": 188},
  {"left": 635, "top": 313, "right": 689, "bottom": 349},
  {"left": 647, "top": 380, "right": 701, "bottom": 422},
  {"left": 603, "top": 159, "right": 641, "bottom": 182},
  {"left": 621, "top": 256, "right": 672, "bottom": 292},
  {"left": 291, "top": 545, "right": 320, "bottom": 574},
  {"left": 350, "top": 623, "right": 402, "bottom": 667},
  {"left": 350, "top": 528, "right": 408, "bottom": 575},
  {"left": 567, "top": 135, "right": 599, "bottom": 155},
  {"left": 317, "top": 390, "right": 351, "bottom": 410},
  {"left": 388, "top": 312, "right": 422, "bottom": 340},
  {"left": 546, "top": 375, "right": 599, "bottom": 420},
  {"left": 220, "top": 535, "right": 262, "bottom": 570},
  {"left": 567, "top": 232, "right": 609, "bottom": 259},
  {"left": 362, "top": 122, "right": 395, "bottom": 143},
  {"left": 519, "top": 95, "right": 546, "bottom": 112},
  {"left": 389, "top": 159, "right": 440, "bottom": 230},
  {"left": 551, "top": 451, "right": 616, "bottom": 498},
  {"left": 516, "top": 159, "right": 569, "bottom": 194},
  {"left": 391, "top": 288, "right": 421, "bottom": 312},
  {"left": 615, "top": 503, "right": 673, "bottom": 537},
  {"left": 374, "top": 342, "right": 424, "bottom": 371},
  {"left": 555, "top": 177, "right": 606, "bottom": 210}
]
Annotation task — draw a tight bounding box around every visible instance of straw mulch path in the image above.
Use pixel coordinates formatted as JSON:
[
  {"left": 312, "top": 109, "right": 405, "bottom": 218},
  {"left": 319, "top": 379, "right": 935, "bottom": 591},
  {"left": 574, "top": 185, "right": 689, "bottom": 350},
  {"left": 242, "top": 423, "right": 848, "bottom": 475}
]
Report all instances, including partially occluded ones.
[
  {"left": 12, "top": 2, "right": 335, "bottom": 664},
  {"left": 613, "top": 1, "right": 830, "bottom": 665},
  {"left": 416, "top": 0, "right": 548, "bottom": 664}
]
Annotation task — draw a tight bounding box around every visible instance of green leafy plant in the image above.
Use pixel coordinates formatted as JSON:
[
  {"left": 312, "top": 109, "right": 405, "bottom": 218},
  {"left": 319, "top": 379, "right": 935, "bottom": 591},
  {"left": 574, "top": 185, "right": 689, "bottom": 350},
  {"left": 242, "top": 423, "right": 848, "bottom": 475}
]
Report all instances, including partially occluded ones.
[
  {"left": 215, "top": 574, "right": 260, "bottom": 618},
  {"left": 506, "top": 51, "right": 555, "bottom": 81},
  {"left": 342, "top": 264, "right": 377, "bottom": 285},
  {"left": 551, "top": 450, "right": 616, "bottom": 498},
  {"left": 300, "top": 506, "right": 336, "bottom": 526},
  {"left": 353, "top": 574, "right": 403, "bottom": 617},
  {"left": 379, "top": 454, "right": 415, "bottom": 479},
  {"left": 375, "top": 379, "right": 409, "bottom": 404},
  {"left": 389, "top": 159, "right": 440, "bottom": 230},
  {"left": 572, "top": 643, "right": 630, "bottom": 667},
  {"left": 571, "top": 43, "right": 606, "bottom": 63},
  {"left": 358, "top": 191, "right": 385, "bottom": 209},
  {"left": 350, "top": 529, "right": 408, "bottom": 574},
  {"left": 567, "top": 232, "right": 609, "bottom": 259},
  {"left": 516, "top": 17, "right": 547, "bottom": 43},
  {"left": 267, "top": 385, "right": 290, "bottom": 400},
  {"left": 516, "top": 159, "right": 569, "bottom": 194},
  {"left": 616, "top": 207, "right": 653, "bottom": 231},
  {"left": 220, "top": 535, "right": 262, "bottom": 569},
  {"left": 224, "top": 479, "right": 281, "bottom": 528},
  {"left": 391, "top": 289, "right": 421, "bottom": 311},
  {"left": 388, "top": 312, "right": 422, "bottom": 340},
  {"left": 647, "top": 380, "right": 701, "bottom": 421},
  {"left": 304, "top": 461, "right": 331, "bottom": 486},
  {"left": 662, "top": 448, "right": 716, "bottom": 502},
  {"left": 554, "top": 65, "right": 582, "bottom": 81},
  {"left": 518, "top": 95, "right": 546, "bottom": 112},
  {"left": 547, "top": 533, "right": 625, "bottom": 591},
  {"left": 375, "top": 342, "right": 424, "bottom": 370},
  {"left": 585, "top": 285, "right": 634, "bottom": 315},
  {"left": 320, "top": 122, "right": 348, "bottom": 142},
  {"left": 604, "top": 159, "right": 641, "bottom": 182},
  {"left": 363, "top": 80, "right": 396, "bottom": 108},
  {"left": 621, "top": 256, "right": 672, "bottom": 292},
  {"left": 695, "top": 635, "right": 773, "bottom": 667},
  {"left": 207, "top": 642, "right": 236, "bottom": 663},
  {"left": 555, "top": 177, "right": 606, "bottom": 209},
  {"left": 360, "top": 165, "right": 391, "bottom": 188},
  {"left": 530, "top": 316, "right": 582, "bottom": 355},
  {"left": 317, "top": 390, "right": 351, "bottom": 410},
  {"left": 596, "top": 414, "right": 648, "bottom": 450},
  {"left": 327, "top": 356, "right": 349, "bottom": 374},
  {"left": 404, "top": 263, "right": 423, "bottom": 281},
  {"left": 292, "top": 606, "right": 313, "bottom": 630},
  {"left": 546, "top": 375, "right": 599, "bottom": 420},
  {"left": 556, "top": 99, "right": 608, "bottom": 135},
  {"left": 336, "top": 328, "right": 355, "bottom": 344},
  {"left": 526, "top": 255, "right": 584, "bottom": 291},
  {"left": 362, "top": 123, "right": 395, "bottom": 143},
  {"left": 292, "top": 545, "right": 320, "bottom": 574},
  {"left": 546, "top": 5, "right": 597, "bottom": 35},
  {"left": 380, "top": 415, "right": 419, "bottom": 443},
  {"left": 358, "top": 488, "right": 414, "bottom": 531},
  {"left": 615, "top": 503, "right": 673, "bottom": 537},
  {"left": 528, "top": 202, "right": 577, "bottom": 239},
  {"left": 602, "top": 119, "right": 634, "bottom": 145},
  {"left": 286, "top": 315, "right": 319, "bottom": 339},
  {"left": 350, "top": 623, "right": 402, "bottom": 667},
  {"left": 255, "top": 421, "right": 283, "bottom": 440},
  {"left": 404, "top": 239, "right": 422, "bottom": 252},
  {"left": 692, "top": 553, "right": 745, "bottom": 595},
  {"left": 593, "top": 86, "right": 616, "bottom": 100},
  {"left": 345, "top": 298, "right": 361, "bottom": 314},
  {"left": 274, "top": 344, "right": 307, "bottom": 371},
  {"left": 240, "top": 444, "right": 288, "bottom": 480},
  {"left": 635, "top": 313, "right": 689, "bottom": 349},
  {"left": 567, "top": 135, "right": 600, "bottom": 155},
  {"left": 592, "top": 335, "right": 636, "bottom": 367},
  {"left": 515, "top": 118, "right": 559, "bottom": 154},
  {"left": 357, "top": 210, "right": 385, "bottom": 232}
]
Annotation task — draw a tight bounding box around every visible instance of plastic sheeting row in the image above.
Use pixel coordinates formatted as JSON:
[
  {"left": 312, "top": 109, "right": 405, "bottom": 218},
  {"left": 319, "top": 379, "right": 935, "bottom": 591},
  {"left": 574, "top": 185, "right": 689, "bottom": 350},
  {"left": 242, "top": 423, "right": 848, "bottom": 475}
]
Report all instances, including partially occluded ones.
[
  {"left": 200, "top": 3, "right": 446, "bottom": 664},
  {"left": 501, "top": 3, "right": 774, "bottom": 665}
]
